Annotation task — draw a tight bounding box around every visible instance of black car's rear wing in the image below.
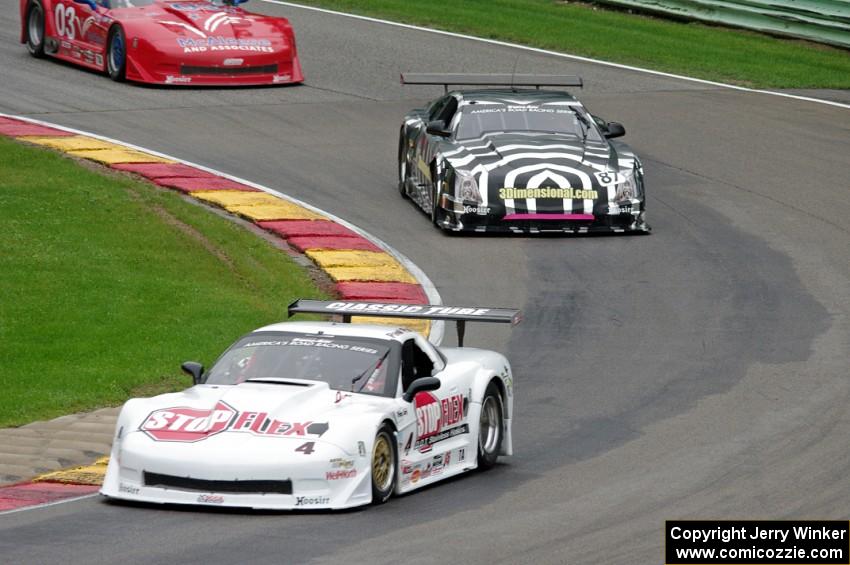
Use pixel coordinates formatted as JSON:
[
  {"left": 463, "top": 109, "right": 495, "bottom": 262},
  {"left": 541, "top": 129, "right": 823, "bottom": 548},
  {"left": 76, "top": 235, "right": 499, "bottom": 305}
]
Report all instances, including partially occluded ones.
[
  {"left": 287, "top": 300, "right": 522, "bottom": 347},
  {"left": 401, "top": 73, "right": 583, "bottom": 93}
]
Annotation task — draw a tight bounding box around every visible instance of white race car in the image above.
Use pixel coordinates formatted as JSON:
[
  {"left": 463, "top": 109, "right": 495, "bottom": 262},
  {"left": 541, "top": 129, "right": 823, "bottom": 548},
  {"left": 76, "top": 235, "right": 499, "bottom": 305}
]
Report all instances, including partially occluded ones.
[{"left": 101, "top": 300, "right": 521, "bottom": 510}]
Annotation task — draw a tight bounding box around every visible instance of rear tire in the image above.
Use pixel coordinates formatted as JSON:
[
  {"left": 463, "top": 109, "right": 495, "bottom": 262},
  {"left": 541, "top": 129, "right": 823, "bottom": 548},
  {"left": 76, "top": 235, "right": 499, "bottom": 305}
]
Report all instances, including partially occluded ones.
[
  {"left": 25, "top": 0, "right": 45, "bottom": 58},
  {"left": 477, "top": 382, "right": 503, "bottom": 470},
  {"left": 106, "top": 26, "right": 127, "bottom": 82},
  {"left": 371, "top": 424, "right": 396, "bottom": 504}
]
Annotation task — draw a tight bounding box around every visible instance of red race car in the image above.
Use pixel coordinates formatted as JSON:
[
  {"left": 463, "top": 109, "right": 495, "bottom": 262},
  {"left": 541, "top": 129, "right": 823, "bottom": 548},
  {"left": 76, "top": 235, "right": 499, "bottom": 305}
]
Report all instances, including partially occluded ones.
[{"left": 20, "top": 0, "right": 303, "bottom": 85}]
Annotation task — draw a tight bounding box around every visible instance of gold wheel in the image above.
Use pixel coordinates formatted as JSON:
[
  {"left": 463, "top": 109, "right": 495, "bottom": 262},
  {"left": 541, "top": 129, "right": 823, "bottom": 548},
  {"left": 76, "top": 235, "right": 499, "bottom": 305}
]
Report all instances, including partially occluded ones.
[{"left": 371, "top": 426, "right": 396, "bottom": 503}]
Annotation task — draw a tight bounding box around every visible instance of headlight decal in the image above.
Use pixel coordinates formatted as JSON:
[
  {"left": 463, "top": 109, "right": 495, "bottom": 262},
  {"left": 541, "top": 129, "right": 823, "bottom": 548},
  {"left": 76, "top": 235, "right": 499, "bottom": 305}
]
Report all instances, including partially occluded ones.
[{"left": 454, "top": 169, "right": 483, "bottom": 204}]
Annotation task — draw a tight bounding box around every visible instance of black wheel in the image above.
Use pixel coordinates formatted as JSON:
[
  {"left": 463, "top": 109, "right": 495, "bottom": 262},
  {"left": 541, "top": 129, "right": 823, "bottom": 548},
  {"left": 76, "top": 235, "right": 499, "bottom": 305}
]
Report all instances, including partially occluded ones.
[
  {"left": 477, "top": 382, "right": 503, "bottom": 470},
  {"left": 371, "top": 424, "right": 396, "bottom": 504},
  {"left": 429, "top": 163, "right": 441, "bottom": 226},
  {"left": 106, "top": 26, "right": 127, "bottom": 81},
  {"left": 25, "top": 0, "right": 45, "bottom": 58},
  {"left": 398, "top": 134, "right": 410, "bottom": 199}
]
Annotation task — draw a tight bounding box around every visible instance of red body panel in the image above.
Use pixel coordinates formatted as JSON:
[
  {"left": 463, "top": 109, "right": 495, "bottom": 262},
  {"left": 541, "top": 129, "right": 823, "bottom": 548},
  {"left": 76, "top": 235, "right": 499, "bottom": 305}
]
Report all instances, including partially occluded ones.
[{"left": 19, "top": 0, "right": 303, "bottom": 86}]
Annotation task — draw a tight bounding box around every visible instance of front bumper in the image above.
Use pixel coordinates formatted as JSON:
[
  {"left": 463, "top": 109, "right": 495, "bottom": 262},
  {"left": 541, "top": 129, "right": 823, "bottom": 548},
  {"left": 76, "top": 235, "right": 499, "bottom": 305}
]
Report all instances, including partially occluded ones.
[
  {"left": 100, "top": 432, "right": 371, "bottom": 510},
  {"left": 436, "top": 194, "right": 651, "bottom": 234},
  {"left": 125, "top": 50, "right": 304, "bottom": 86}
]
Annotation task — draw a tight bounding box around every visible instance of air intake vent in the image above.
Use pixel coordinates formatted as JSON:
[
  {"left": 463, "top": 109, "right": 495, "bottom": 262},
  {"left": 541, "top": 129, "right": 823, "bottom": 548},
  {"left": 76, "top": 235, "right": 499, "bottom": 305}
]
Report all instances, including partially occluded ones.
[
  {"left": 180, "top": 64, "right": 278, "bottom": 76},
  {"left": 144, "top": 471, "right": 292, "bottom": 494}
]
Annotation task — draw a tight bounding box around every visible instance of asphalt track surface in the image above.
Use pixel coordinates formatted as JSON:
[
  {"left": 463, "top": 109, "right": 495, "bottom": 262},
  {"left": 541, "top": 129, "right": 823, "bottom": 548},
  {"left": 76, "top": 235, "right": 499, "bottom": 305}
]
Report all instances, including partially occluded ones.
[{"left": 2, "top": 2, "right": 850, "bottom": 563}]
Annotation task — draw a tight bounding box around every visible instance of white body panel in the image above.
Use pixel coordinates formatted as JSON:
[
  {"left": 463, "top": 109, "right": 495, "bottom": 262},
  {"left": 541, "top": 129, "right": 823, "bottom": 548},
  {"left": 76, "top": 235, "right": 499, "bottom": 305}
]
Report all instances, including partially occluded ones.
[{"left": 101, "top": 322, "right": 514, "bottom": 510}]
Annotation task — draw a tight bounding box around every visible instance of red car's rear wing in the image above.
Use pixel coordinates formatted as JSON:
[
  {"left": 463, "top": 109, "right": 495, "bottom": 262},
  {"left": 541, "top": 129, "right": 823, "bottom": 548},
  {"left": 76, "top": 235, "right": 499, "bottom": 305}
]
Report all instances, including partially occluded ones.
[
  {"left": 401, "top": 73, "right": 583, "bottom": 93},
  {"left": 287, "top": 300, "right": 522, "bottom": 346}
]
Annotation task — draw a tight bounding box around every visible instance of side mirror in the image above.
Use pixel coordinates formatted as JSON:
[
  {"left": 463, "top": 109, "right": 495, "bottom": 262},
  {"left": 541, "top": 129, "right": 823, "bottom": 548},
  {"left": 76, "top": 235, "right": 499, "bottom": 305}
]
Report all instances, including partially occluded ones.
[
  {"left": 604, "top": 122, "right": 626, "bottom": 139},
  {"left": 403, "top": 376, "right": 441, "bottom": 403},
  {"left": 73, "top": 0, "right": 99, "bottom": 10},
  {"left": 181, "top": 361, "right": 205, "bottom": 385},
  {"left": 425, "top": 120, "right": 451, "bottom": 137}
]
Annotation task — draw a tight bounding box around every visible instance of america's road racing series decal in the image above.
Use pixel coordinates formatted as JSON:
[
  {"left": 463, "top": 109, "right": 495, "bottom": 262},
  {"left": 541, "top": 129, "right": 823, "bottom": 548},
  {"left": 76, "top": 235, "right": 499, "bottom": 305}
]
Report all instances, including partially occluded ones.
[
  {"left": 414, "top": 392, "right": 468, "bottom": 453},
  {"left": 140, "top": 401, "right": 328, "bottom": 442}
]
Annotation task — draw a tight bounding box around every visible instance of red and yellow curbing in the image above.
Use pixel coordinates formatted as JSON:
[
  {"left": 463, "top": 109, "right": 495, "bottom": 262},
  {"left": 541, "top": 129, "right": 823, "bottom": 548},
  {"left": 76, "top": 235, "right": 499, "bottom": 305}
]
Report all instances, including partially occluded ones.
[{"left": 0, "top": 114, "right": 438, "bottom": 498}]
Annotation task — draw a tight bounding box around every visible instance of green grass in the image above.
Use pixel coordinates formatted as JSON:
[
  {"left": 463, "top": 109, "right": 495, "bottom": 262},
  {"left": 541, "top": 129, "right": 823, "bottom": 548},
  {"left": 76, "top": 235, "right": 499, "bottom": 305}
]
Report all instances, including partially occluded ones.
[
  {"left": 296, "top": 0, "right": 850, "bottom": 89},
  {"left": 0, "top": 137, "right": 328, "bottom": 427}
]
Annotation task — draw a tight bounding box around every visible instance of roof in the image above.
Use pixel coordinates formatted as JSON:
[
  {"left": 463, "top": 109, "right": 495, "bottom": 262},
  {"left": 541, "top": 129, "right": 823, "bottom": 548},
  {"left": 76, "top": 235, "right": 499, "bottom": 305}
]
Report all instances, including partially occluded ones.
[
  {"left": 453, "top": 89, "right": 579, "bottom": 104},
  {"left": 251, "top": 320, "right": 418, "bottom": 343}
]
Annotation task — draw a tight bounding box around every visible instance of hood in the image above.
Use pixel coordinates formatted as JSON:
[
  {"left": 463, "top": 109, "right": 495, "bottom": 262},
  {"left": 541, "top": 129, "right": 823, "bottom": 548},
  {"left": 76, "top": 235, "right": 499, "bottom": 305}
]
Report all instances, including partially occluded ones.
[
  {"left": 125, "top": 380, "right": 390, "bottom": 448},
  {"left": 443, "top": 132, "right": 636, "bottom": 211},
  {"left": 116, "top": 1, "right": 290, "bottom": 49},
  {"left": 445, "top": 132, "right": 616, "bottom": 173}
]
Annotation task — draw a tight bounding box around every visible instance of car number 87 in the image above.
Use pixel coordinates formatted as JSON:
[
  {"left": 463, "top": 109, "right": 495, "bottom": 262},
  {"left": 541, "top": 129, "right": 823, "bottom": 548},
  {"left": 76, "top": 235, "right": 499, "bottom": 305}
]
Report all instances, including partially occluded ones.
[{"left": 54, "top": 3, "right": 76, "bottom": 40}]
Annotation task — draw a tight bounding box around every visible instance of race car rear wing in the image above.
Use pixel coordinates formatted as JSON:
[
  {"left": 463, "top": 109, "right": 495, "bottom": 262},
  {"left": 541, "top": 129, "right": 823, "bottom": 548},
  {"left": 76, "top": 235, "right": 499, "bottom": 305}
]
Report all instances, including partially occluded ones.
[
  {"left": 287, "top": 300, "right": 522, "bottom": 347},
  {"left": 401, "top": 73, "right": 583, "bottom": 93}
]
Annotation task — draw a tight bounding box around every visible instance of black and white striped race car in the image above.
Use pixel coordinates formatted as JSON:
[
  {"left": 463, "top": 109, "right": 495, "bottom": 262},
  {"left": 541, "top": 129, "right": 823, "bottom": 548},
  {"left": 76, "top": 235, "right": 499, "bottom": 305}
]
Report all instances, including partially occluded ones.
[{"left": 398, "top": 73, "right": 650, "bottom": 234}]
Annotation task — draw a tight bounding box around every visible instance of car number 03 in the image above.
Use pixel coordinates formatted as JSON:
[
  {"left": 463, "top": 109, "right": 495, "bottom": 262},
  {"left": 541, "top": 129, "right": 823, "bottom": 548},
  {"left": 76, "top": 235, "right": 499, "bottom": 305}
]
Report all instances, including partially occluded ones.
[
  {"left": 295, "top": 441, "right": 315, "bottom": 455},
  {"left": 54, "top": 3, "right": 76, "bottom": 40}
]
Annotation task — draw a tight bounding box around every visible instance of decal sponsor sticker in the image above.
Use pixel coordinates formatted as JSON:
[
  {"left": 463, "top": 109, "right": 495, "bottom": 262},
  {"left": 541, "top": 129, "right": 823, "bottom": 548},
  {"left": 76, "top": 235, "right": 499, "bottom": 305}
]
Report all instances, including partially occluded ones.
[
  {"left": 499, "top": 187, "right": 598, "bottom": 200},
  {"left": 326, "top": 302, "right": 492, "bottom": 317},
  {"left": 415, "top": 392, "right": 468, "bottom": 453},
  {"left": 165, "top": 76, "right": 192, "bottom": 84},
  {"left": 463, "top": 205, "right": 490, "bottom": 215},
  {"left": 243, "top": 338, "right": 377, "bottom": 355},
  {"left": 197, "top": 494, "right": 224, "bottom": 504},
  {"left": 469, "top": 106, "right": 575, "bottom": 115},
  {"left": 329, "top": 458, "right": 355, "bottom": 469},
  {"left": 335, "top": 391, "right": 352, "bottom": 404},
  {"left": 176, "top": 37, "right": 273, "bottom": 53},
  {"left": 295, "top": 496, "right": 329, "bottom": 506},
  {"left": 326, "top": 470, "right": 357, "bottom": 481},
  {"left": 357, "top": 441, "right": 367, "bottom": 457},
  {"left": 139, "top": 401, "right": 328, "bottom": 443},
  {"left": 119, "top": 483, "right": 140, "bottom": 495}
]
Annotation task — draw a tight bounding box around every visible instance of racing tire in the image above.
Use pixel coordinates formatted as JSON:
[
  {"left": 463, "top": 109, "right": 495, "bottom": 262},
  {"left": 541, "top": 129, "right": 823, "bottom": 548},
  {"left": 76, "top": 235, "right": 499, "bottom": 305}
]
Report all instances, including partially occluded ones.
[
  {"left": 398, "top": 134, "right": 410, "bottom": 199},
  {"left": 25, "top": 0, "right": 46, "bottom": 58},
  {"left": 477, "top": 382, "right": 504, "bottom": 470},
  {"left": 371, "top": 424, "right": 396, "bottom": 504},
  {"left": 429, "top": 163, "right": 441, "bottom": 227},
  {"left": 106, "top": 26, "right": 127, "bottom": 82}
]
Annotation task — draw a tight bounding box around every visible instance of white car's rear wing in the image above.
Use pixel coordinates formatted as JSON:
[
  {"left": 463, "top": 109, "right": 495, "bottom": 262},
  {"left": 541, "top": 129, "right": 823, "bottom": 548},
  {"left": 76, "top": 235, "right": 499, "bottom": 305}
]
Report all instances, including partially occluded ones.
[
  {"left": 401, "top": 73, "right": 583, "bottom": 93},
  {"left": 287, "top": 300, "right": 522, "bottom": 346}
]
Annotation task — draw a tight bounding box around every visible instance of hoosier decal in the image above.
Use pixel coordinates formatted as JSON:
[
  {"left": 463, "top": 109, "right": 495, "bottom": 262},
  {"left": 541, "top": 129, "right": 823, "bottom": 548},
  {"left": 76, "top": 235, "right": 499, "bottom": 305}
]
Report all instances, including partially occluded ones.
[
  {"left": 414, "top": 392, "right": 468, "bottom": 453},
  {"left": 140, "top": 401, "right": 328, "bottom": 442}
]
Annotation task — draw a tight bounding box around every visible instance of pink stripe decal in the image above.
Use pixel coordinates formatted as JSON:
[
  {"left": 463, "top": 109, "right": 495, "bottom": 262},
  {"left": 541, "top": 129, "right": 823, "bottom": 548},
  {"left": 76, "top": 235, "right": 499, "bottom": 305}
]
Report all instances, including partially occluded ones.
[{"left": 503, "top": 213, "right": 594, "bottom": 221}]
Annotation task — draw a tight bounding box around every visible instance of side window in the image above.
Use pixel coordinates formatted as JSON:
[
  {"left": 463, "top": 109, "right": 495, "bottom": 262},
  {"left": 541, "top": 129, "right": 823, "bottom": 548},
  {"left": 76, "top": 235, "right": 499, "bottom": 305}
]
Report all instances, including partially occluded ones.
[
  {"left": 437, "top": 97, "right": 459, "bottom": 126},
  {"left": 427, "top": 97, "right": 449, "bottom": 122},
  {"left": 401, "top": 339, "right": 434, "bottom": 392}
]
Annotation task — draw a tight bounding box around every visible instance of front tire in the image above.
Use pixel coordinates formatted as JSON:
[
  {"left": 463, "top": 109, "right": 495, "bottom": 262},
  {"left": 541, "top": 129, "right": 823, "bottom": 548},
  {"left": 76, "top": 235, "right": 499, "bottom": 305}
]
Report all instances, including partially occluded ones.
[
  {"left": 371, "top": 424, "right": 396, "bottom": 504},
  {"left": 430, "top": 163, "right": 441, "bottom": 227},
  {"left": 25, "top": 0, "right": 45, "bottom": 58},
  {"left": 477, "top": 382, "right": 504, "bottom": 470},
  {"left": 106, "top": 26, "right": 127, "bottom": 82},
  {"left": 398, "top": 134, "right": 410, "bottom": 199}
]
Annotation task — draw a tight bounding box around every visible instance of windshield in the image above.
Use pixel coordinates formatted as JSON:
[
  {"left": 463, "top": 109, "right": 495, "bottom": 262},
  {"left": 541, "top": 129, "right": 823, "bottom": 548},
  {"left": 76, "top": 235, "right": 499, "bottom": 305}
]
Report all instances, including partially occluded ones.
[
  {"left": 455, "top": 103, "right": 600, "bottom": 141},
  {"left": 109, "top": 0, "right": 156, "bottom": 7},
  {"left": 204, "top": 332, "right": 398, "bottom": 397}
]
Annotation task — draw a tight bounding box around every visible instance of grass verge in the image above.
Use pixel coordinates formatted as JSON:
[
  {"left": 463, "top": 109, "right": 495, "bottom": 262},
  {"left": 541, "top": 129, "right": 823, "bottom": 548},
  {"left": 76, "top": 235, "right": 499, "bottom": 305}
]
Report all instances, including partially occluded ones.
[
  {"left": 293, "top": 0, "right": 850, "bottom": 89},
  {"left": 0, "top": 136, "right": 328, "bottom": 427}
]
